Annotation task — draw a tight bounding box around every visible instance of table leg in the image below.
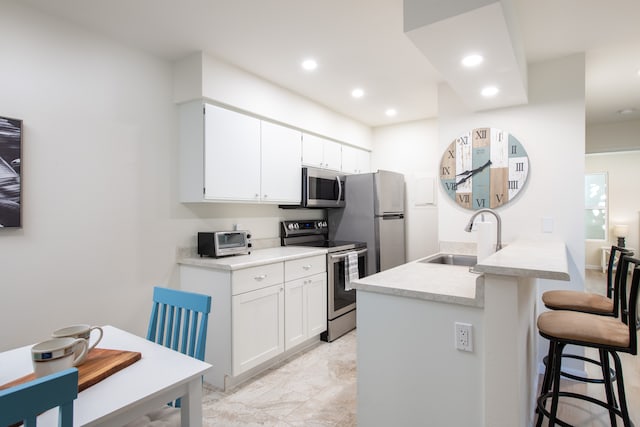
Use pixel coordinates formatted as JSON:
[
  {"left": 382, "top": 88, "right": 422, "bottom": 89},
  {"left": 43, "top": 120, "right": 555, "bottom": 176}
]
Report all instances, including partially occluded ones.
[{"left": 180, "top": 378, "right": 203, "bottom": 427}]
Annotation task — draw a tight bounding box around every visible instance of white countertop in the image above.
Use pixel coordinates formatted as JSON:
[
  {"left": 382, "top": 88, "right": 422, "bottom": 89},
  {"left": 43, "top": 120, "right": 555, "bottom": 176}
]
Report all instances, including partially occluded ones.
[
  {"left": 473, "top": 239, "right": 570, "bottom": 280},
  {"left": 352, "top": 254, "right": 484, "bottom": 307},
  {"left": 178, "top": 246, "right": 328, "bottom": 271},
  {"left": 351, "top": 239, "right": 570, "bottom": 307}
]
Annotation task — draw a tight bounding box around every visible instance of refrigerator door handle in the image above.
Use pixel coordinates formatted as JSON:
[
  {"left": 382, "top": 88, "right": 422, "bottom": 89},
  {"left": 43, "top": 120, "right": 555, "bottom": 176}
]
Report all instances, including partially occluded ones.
[{"left": 381, "top": 213, "right": 404, "bottom": 219}]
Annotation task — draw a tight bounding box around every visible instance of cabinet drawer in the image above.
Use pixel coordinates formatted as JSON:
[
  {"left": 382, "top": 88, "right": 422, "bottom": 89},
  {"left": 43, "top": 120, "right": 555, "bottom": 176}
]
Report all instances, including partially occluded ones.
[
  {"left": 284, "top": 255, "right": 326, "bottom": 282},
  {"left": 232, "top": 262, "right": 284, "bottom": 295}
]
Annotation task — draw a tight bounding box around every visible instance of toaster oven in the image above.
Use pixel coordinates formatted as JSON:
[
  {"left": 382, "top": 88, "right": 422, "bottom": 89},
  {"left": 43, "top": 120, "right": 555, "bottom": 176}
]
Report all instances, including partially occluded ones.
[{"left": 197, "top": 231, "right": 252, "bottom": 257}]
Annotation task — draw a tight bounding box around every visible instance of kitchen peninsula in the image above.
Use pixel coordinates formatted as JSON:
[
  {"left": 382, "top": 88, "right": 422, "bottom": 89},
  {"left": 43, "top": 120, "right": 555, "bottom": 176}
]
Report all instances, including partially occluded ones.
[{"left": 353, "top": 239, "right": 569, "bottom": 427}]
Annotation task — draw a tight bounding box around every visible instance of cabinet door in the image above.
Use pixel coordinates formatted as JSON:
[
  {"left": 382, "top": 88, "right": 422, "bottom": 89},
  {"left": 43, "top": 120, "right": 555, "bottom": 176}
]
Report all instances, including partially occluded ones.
[
  {"left": 342, "top": 145, "right": 370, "bottom": 174},
  {"left": 357, "top": 148, "right": 371, "bottom": 173},
  {"left": 232, "top": 283, "right": 284, "bottom": 375},
  {"left": 322, "top": 139, "right": 342, "bottom": 171},
  {"left": 204, "top": 104, "right": 261, "bottom": 201},
  {"left": 341, "top": 145, "right": 359, "bottom": 174},
  {"left": 306, "top": 273, "right": 328, "bottom": 336},
  {"left": 261, "top": 121, "right": 302, "bottom": 203},
  {"left": 284, "top": 278, "right": 306, "bottom": 350},
  {"left": 302, "top": 133, "right": 325, "bottom": 168}
]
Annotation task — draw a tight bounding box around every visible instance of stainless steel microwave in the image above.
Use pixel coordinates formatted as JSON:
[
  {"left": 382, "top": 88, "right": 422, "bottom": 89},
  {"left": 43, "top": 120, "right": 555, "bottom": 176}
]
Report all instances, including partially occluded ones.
[
  {"left": 197, "top": 231, "right": 252, "bottom": 257},
  {"left": 301, "top": 167, "right": 346, "bottom": 208}
]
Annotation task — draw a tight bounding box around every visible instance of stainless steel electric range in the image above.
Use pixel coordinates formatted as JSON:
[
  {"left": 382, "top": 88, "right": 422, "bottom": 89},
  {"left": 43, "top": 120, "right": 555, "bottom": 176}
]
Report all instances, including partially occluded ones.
[{"left": 281, "top": 219, "right": 367, "bottom": 342}]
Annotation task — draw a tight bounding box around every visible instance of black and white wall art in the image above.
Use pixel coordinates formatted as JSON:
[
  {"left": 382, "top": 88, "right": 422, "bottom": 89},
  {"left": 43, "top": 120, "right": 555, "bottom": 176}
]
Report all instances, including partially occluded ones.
[{"left": 0, "top": 116, "right": 22, "bottom": 228}]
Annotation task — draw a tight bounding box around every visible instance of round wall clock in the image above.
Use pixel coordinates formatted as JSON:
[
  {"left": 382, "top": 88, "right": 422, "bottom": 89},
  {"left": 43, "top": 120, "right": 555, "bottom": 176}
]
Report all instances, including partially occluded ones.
[{"left": 439, "top": 127, "right": 529, "bottom": 210}]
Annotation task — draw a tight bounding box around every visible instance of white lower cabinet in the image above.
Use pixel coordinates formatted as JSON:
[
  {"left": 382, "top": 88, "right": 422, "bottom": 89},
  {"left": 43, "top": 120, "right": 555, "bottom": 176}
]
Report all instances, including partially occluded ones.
[
  {"left": 284, "top": 273, "right": 327, "bottom": 350},
  {"left": 179, "top": 253, "right": 327, "bottom": 390},
  {"left": 232, "top": 283, "right": 284, "bottom": 374}
]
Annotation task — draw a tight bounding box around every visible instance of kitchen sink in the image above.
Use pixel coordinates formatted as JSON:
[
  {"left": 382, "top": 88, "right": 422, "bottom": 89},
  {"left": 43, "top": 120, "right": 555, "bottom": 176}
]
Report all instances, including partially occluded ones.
[{"left": 420, "top": 254, "right": 477, "bottom": 267}]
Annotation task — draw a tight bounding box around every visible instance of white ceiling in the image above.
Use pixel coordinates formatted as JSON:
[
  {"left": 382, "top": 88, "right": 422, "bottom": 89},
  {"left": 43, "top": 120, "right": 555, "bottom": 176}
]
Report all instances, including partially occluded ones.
[{"left": 20, "top": 0, "right": 640, "bottom": 129}]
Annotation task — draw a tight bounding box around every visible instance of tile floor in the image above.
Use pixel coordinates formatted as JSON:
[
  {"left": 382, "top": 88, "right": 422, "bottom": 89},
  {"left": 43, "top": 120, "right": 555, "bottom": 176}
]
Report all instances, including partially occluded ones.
[{"left": 201, "top": 331, "right": 357, "bottom": 427}]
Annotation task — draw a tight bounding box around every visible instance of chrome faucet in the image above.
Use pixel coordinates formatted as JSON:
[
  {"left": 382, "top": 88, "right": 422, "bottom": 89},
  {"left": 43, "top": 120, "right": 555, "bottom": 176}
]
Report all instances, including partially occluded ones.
[{"left": 464, "top": 208, "right": 503, "bottom": 251}]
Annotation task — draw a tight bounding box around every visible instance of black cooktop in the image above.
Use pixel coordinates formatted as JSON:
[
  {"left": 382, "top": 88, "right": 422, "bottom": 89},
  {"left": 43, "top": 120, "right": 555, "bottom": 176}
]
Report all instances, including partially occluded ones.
[{"left": 280, "top": 220, "right": 365, "bottom": 253}]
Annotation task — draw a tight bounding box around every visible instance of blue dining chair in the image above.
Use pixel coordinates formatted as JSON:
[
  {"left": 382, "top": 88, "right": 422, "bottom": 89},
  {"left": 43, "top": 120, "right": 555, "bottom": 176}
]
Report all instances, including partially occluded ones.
[
  {"left": 0, "top": 368, "right": 78, "bottom": 427},
  {"left": 147, "top": 286, "right": 212, "bottom": 362}
]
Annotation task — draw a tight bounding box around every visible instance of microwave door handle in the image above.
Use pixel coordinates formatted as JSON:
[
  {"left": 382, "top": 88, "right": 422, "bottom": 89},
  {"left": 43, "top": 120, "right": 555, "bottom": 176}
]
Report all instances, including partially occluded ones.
[
  {"left": 336, "top": 175, "right": 342, "bottom": 205},
  {"left": 329, "top": 248, "right": 368, "bottom": 262}
]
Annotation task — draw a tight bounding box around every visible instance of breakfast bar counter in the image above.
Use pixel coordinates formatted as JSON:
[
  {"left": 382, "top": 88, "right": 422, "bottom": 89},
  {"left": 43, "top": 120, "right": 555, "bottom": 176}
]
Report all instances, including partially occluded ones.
[{"left": 353, "top": 239, "right": 570, "bottom": 427}]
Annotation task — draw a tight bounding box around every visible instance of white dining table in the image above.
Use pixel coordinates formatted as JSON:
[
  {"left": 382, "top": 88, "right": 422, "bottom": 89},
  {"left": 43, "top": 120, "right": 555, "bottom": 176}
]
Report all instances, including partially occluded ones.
[{"left": 0, "top": 325, "right": 212, "bottom": 427}]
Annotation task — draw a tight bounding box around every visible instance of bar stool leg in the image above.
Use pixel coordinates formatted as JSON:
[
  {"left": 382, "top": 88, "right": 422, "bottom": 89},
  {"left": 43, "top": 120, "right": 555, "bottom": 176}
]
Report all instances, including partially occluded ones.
[
  {"left": 600, "top": 349, "right": 618, "bottom": 426},
  {"left": 536, "top": 340, "right": 557, "bottom": 427},
  {"left": 610, "top": 351, "right": 632, "bottom": 427},
  {"left": 548, "top": 341, "right": 566, "bottom": 427}
]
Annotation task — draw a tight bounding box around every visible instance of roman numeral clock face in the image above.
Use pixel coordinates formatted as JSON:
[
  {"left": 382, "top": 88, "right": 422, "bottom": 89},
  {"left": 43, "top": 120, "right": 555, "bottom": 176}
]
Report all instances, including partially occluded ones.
[{"left": 440, "top": 127, "right": 529, "bottom": 210}]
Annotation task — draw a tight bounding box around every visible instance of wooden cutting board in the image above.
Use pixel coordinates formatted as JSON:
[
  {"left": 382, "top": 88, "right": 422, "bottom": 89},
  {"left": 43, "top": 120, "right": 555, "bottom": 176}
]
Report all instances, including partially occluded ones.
[{"left": 0, "top": 348, "right": 142, "bottom": 392}]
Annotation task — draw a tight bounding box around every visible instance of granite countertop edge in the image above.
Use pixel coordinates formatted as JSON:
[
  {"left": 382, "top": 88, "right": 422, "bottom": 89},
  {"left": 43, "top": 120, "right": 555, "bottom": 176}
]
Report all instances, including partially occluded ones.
[
  {"left": 178, "top": 247, "right": 328, "bottom": 271},
  {"left": 353, "top": 279, "right": 485, "bottom": 308}
]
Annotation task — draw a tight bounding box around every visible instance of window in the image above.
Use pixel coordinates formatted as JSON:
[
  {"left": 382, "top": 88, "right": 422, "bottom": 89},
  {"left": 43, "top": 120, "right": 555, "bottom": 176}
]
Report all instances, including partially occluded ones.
[{"left": 585, "top": 173, "right": 607, "bottom": 240}]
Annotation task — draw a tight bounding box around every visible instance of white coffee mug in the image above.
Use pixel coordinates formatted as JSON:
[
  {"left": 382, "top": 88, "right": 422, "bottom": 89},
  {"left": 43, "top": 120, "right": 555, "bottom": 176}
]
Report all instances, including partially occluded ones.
[
  {"left": 52, "top": 324, "right": 103, "bottom": 351},
  {"left": 31, "top": 337, "right": 88, "bottom": 378}
]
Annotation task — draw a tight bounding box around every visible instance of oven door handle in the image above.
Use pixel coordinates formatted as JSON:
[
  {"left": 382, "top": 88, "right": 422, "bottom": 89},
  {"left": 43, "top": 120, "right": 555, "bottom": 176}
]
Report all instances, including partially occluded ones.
[{"left": 329, "top": 248, "right": 368, "bottom": 262}]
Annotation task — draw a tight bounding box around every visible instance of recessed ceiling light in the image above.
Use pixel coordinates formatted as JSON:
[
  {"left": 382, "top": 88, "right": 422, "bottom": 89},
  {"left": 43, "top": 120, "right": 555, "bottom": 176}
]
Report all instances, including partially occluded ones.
[
  {"left": 351, "top": 88, "right": 365, "bottom": 98},
  {"left": 481, "top": 86, "right": 499, "bottom": 97},
  {"left": 301, "top": 59, "right": 317, "bottom": 71},
  {"left": 462, "top": 54, "right": 484, "bottom": 68},
  {"left": 385, "top": 109, "right": 397, "bottom": 117},
  {"left": 617, "top": 108, "right": 637, "bottom": 115}
]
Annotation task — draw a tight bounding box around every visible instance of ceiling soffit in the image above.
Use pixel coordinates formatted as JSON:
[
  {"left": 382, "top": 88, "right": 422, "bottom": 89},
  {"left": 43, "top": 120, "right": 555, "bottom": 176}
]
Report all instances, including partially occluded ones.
[{"left": 404, "top": 0, "right": 528, "bottom": 112}]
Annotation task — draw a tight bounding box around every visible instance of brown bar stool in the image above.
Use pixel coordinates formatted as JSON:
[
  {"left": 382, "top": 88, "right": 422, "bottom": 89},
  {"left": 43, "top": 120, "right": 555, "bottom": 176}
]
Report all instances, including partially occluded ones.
[
  {"left": 540, "top": 245, "right": 632, "bottom": 384},
  {"left": 535, "top": 255, "right": 640, "bottom": 427}
]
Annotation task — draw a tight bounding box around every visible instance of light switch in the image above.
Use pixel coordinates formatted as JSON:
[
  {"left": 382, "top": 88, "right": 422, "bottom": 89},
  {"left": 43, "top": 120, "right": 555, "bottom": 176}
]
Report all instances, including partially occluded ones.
[{"left": 542, "top": 217, "right": 553, "bottom": 233}]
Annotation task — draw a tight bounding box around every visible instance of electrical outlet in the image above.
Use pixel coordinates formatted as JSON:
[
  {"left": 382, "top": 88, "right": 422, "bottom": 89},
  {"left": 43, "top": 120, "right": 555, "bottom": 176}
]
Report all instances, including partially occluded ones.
[{"left": 455, "top": 322, "right": 473, "bottom": 352}]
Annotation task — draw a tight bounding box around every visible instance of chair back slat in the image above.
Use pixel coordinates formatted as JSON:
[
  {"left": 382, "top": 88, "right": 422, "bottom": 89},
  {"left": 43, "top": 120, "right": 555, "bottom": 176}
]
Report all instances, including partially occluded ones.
[
  {"left": 611, "top": 248, "right": 634, "bottom": 316},
  {"left": 608, "top": 246, "right": 632, "bottom": 298},
  {"left": 147, "top": 287, "right": 211, "bottom": 362},
  {"left": 0, "top": 368, "right": 78, "bottom": 427},
  {"left": 171, "top": 307, "right": 183, "bottom": 352}
]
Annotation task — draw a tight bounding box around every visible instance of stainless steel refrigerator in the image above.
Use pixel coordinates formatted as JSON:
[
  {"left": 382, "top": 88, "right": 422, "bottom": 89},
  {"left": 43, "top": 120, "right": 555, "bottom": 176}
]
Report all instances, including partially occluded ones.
[{"left": 328, "top": 170, "right": 406, "bottom": 276}]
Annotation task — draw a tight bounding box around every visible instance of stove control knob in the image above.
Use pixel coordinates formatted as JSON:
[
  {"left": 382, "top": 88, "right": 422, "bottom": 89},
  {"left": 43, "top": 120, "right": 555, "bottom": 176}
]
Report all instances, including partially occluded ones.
[
  {"left": 322, "top": 221, "right": 327, "bottom": 227},
  {"left": 294, "top": 223, "right": 299, "bottom": 229},
  {"left": 287, "top": 224, "right": 294, "bottom": 230}
]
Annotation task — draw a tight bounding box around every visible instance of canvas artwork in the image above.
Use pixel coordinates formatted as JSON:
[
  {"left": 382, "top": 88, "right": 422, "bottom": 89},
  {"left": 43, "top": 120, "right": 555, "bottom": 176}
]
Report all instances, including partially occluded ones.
[{"left": 0, "top": 116, "right": 22, "bottom": 227}]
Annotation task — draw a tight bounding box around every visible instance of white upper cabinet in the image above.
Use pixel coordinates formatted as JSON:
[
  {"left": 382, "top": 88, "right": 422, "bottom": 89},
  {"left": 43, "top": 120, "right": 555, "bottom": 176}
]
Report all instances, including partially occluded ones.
[
  {"left": 204, "top": 104, "right": 261, "bottom": 201},
  {"left": 341, "top": 145, "right": 371, "bottom": 174},
  {"left": 261, "top": 121, "right": 302, "bottom": 203},
  {"left": 179, "top": 101, "right": 302, "bottom": 204},
  {"left": 302, "top": 133, "right": 342, "bottom": 171}
]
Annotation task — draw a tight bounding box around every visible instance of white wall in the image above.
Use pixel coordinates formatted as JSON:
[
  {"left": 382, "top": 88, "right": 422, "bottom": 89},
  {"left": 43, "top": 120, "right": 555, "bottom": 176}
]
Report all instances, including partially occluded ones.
[
  {"left": 438, "top": 54, "right": 586, "bottom": 283},
  {"left": 438, "top": 54, "right": 587, "bottom": 373},
  {"left": 174, "top": 52, "right": 373, "bottom": 150},
  {"left": 585, "top": 151, "right": 640, "bottom": 268},
  {"left": 0, "top": 1, "right": 331, "bottom": 351},
  {"left": 372, "top": 119, "right": 440, "bottom": 260}
]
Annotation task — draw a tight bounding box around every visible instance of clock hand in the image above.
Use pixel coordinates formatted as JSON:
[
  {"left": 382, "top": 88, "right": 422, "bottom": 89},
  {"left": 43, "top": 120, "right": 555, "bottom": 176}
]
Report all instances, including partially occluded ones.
[{"left": 455, "top": 160, "right": 492, "bottom": 186}]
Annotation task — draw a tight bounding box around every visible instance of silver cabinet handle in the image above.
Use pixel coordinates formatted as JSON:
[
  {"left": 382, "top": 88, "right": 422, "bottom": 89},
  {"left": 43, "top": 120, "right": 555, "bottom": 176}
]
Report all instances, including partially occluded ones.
[
  {"left": 254, "top": 274, "right": 267, "bottom": 281},
  {"left": 303, "top": 264, "right": 312, "bottom": 270}
]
